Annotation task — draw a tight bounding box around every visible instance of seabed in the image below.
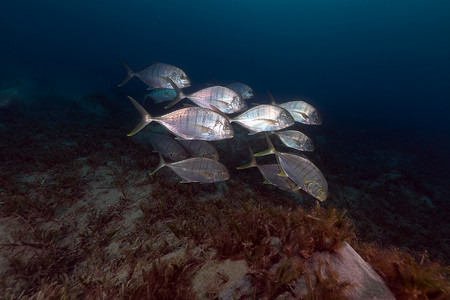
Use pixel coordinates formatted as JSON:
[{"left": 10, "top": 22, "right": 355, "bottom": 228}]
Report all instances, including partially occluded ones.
[{"left": 0, "top": 92, "right": 448, "bottom": 299}]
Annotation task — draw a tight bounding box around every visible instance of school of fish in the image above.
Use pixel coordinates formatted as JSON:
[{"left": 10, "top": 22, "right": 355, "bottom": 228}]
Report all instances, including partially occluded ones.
[{"left": 119, "top": 60, "right": 328, "bottom": 201}]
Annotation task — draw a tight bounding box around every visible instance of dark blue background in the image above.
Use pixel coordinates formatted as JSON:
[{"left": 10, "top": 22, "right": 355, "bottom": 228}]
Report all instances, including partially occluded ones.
[{"left": 1, "top": 0, "right": 449, "bottom": 150}]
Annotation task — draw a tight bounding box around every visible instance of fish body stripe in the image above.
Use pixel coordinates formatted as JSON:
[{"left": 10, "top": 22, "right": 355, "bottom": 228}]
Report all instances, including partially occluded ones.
[
  {"left": 232, "top": 105, "right": 293, "bottom": 132},
  {"left": 168, "top": 157, "right": 228, "bottom": 182},
  {"left": 135, "top": 63, "right": 188, "bottom": 89},
  {"left": 188, "top": 86, "right": 243, "bottom": 113},
  {"left": 148, "top": 133, "right": 189, "bottom": 160},
  {"left": 258, "top": 164, "right": 299, "bottom": 192},
  {"left": 278, "top": 152, "right": 327, "bottom": 197},
  {"left": 274, "top": 130, "right": 314, "bottom": 151},
  {"left": 156, "top": 107, "right": 232, "bottom": 140},
  {"left": 277, "top": 101, "right": 321, "bottom": 124}
]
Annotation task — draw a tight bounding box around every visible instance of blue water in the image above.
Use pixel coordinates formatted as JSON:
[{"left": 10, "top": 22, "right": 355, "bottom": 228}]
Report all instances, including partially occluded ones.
[{"left": 1, "top": 1, "right": 450, "bottom": 260}]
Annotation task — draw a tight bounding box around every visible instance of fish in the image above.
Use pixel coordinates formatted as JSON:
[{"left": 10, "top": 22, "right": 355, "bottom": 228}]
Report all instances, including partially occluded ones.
[
  {"left": 270, "top": 130, "right": 314, "bottom": 152},
  {"left": 127, "top": 96, "right": 234, "bottom": 141},
  {"left": 150, "top": 150, "right": 229, "bottom": 183},
  {"left": 254, "top": 133, "right": 328, "bottom": 201},
  {"left": 237, "top": 148, "right": 301, "bottom": 194},
  {"left": 226, "top": 82, "right": 254, "bottom": 99},
  {"left": 163, "top": 77, "right": 247, "bottom": 114},
  {"left": 268, "top": 91, "right": 322, "bottom": 125},
  {"left": 145, "top": 88, "right": 177, "bottom": 103},
  {"left": 230, "top": 104, "right": 294, "bottom": 133},
  {"left": 177, "top": 140, "right": 219, "bottom": 161},
  {"left": 118, "top": 59, "right": 190, "bottom": 89},
  {"left": 147, "top": 132, "right": 190, "bottom": 161}
]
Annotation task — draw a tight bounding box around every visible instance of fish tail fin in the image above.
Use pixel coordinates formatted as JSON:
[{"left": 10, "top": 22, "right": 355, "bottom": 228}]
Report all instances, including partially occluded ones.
[
  {"left": 254, "top": 132, "right": 276, "bottom": 157},
  {"left": 117, "top": 58, "right": 135, "bottom": 87},
  {"left": 149, "top": 149, "right": 167, "bottom": 175},
  {"left": 127, "top": 96, "right": 153, "bottom": 136},
  {"left": 162, "top": 77, "right": 185, "bottom": 109},
  {"left": 236, "top": 147, "right": 258, "bottom": 169},
  {"left": 267, "top": 90, "right": 276, "bottom": 105}
]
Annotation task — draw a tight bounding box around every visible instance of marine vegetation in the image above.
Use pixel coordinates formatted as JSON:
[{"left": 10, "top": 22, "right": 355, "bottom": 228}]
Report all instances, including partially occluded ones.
[
  {"left": 356, "top": 243, "right": 450, "bottom": 300},
  {"left": 0, "top": 64, "right": 449, "bottom": 299}
]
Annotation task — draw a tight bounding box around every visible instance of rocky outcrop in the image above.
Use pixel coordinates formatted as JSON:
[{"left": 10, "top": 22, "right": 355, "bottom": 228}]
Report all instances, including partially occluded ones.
[{"left": 189, "top": 242, "right": 394, "bottom": 299}]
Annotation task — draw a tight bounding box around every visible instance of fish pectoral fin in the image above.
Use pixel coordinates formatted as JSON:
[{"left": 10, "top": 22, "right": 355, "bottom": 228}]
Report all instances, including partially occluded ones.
[
  {"left": 179, "top": 178, "right": 192, "bottom": 183},
  {"left": 191, "top": 125, "right": 211, "bottom": 134},
  {"left": 199, "top": 171, "right": 212, "bottom": 179},
  {"left": 298, "top": 112, "right": 310, "bottom": 120},
  {"left": 213, "top": 100, "right": 230, "bottom": 108},
  {"left": 260, "top": 119, "right": 278, "bottom": 125}
]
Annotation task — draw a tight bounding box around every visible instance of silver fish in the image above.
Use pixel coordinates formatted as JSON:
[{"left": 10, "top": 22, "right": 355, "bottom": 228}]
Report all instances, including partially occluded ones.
[
  {"left": 118, "top": 59, "right": 190, "bottom": 89},
  {"left": 163, "top": 77, "right": 247, "bottom": 114},
  {"left": 255, "top": 133, "right": 327, "bottom": 201},
  {"left": 226, "top": 82, "right": 254, "bottom": 99},
  {"left": 145, "top": 88, "right": 177, "bottom": 103},
  {"left": 237, "top": 148, "right": 300, "bottom": 194},
  {"left": 150, "top": 151, "right": 229, "bottom": 183},
  {"left": 268, "top": 91, "right": 321, "bottom": 125},
  {"left": 127, "top": 96, "right": 234, "bottom": 141},
  {"left": 147, "top": 132, "right": 190, "bottom": 161},
  {"left": 177, "top": 140, "right": 219, "bottom": 161},
  {"left": 271, "top": 130, "right": 314, "bottom": 152},
  {"left": 230, "top": 105, "right": 294, "bottom": 132}
]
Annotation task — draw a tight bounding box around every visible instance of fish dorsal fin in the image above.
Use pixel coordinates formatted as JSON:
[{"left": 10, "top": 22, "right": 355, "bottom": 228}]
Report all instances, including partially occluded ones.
[
  {"left": 267, "top": 90, "right": 276, "bottom": 105},
  {"left": 254, "top": 132, "right": 277, "bottom": 157}
]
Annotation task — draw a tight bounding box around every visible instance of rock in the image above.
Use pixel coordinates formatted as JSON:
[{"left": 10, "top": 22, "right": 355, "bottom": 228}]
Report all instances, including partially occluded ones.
[
  {"left": 191, "top": 259, "right": 250, "bottom": 299},
  {"left": 294, "top": 242, "right": 395, "bottom": 300},
  {"left": 218, "top": 275, "right": 253, "bottom": 300}
]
